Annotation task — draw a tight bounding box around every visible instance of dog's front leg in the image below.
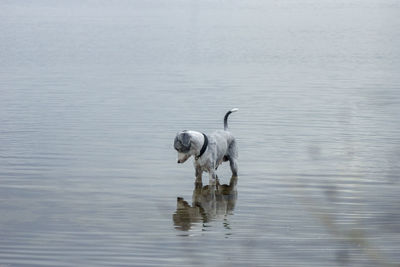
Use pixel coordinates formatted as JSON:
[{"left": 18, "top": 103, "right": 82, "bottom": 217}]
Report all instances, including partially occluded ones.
[
  {"left": 195, "top": 165, "right": 203, "bottom": 185},
  {"left": 208, "top": 169, "right": 217, "bottom": 186}
]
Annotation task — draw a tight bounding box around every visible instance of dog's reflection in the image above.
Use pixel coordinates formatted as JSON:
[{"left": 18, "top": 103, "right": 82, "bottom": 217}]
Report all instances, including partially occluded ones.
[{"left": 173, "top": 176, "right": 238, "bottom": 231}]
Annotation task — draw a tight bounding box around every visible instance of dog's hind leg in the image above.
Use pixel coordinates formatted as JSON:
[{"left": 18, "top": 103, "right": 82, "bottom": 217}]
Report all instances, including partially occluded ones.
[
  {"left": 229, "top": 158, "right": 238, "bottom": 177},
  {"left": 227, "top": 140, "right": 238, "bottom": 176}
]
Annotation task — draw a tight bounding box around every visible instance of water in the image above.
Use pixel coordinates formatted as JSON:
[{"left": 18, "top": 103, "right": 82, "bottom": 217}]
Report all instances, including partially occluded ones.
[{"left": 1, "top": 0, "right": 400, "bottom": 266}]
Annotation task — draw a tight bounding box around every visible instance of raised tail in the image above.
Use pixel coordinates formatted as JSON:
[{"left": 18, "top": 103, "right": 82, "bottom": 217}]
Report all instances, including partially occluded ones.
[{"left": 224, "top": 108, "right": 239, "bottom": 130}]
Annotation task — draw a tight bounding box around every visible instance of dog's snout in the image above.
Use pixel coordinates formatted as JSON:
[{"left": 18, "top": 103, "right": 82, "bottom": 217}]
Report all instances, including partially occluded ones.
[{"left": 177, "top": 160, "right": 181, "bottom": 163}]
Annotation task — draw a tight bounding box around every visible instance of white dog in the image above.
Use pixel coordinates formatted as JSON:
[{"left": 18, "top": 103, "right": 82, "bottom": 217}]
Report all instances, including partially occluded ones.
[{"left": 174, "top": 108, "right": 238, "bottom": 184}]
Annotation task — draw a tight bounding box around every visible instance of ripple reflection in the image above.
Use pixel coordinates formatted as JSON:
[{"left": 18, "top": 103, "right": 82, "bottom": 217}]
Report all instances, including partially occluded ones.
[{"left": 173, "top": 176, "right": 238, "bottom": 231}]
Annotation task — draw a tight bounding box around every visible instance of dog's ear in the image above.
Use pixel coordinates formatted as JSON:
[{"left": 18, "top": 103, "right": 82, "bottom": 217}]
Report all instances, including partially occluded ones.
[
  {"left": 174, "top": 132, "right": 191, "bottom": 152},
  {"left": 180, "top": 132, "right": 191, "bottom": 147}
]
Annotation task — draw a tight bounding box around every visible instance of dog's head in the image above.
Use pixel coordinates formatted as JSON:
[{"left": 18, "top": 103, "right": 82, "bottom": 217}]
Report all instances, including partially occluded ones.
[{"left": 174, "top": 131, "right": 192, "bottom": 163}]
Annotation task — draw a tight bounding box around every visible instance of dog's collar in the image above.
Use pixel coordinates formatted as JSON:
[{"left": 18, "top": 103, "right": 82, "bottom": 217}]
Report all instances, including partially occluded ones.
[{"left": 195, "top": 133, "right": 208, "bottom": 160}]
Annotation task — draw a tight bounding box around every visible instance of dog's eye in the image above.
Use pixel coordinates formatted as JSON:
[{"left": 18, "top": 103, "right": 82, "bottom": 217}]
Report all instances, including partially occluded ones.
[
  {"left": 175, "top": 142, "right": 190, "bottom": 153},
  {"left": 174, "top": 141, "right": 184, "bottom": 152}
]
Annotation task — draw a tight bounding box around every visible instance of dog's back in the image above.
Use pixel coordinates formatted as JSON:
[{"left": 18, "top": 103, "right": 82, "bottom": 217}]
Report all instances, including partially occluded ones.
[{"left": 209, "top": 130, "right": 237, "bottom": 170}]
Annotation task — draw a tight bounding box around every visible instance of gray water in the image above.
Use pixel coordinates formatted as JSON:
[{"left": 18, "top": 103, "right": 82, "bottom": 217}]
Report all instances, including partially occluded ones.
[{"left": 1, "top": 0, "right": 400, "bottom": 266}]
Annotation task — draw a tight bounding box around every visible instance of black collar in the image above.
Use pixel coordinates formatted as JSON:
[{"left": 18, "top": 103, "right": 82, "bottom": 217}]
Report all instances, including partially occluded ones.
[{"left": 195, "top": 133, "right": 208, "bottom": 160}]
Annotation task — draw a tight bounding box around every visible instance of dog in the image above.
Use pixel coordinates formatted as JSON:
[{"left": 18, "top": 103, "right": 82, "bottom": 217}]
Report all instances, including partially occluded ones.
[{"left": 174, "top": 108, "right": 238, "bottom": 184}]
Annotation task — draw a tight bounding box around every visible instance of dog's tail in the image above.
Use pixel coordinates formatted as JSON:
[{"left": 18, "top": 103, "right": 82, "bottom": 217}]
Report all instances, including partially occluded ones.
[{"left": 224, "top": 108, "right": 238, "bottom": 130}]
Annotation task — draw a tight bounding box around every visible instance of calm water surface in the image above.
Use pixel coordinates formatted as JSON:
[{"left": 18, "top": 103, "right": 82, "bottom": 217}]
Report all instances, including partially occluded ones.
[{"left": 1, "top": 0, "right": 400, "bottom": 266}]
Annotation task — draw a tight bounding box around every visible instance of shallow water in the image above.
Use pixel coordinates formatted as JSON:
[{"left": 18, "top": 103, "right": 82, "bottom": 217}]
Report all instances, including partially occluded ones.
[{"left": 1, "top": 0, "right": 400, "bottom": 266}]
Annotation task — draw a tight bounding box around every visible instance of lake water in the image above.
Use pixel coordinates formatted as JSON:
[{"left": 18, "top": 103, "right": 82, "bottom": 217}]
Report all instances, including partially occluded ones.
[{"left": 1, "top": 0, "right": 400, "bottom": 266}]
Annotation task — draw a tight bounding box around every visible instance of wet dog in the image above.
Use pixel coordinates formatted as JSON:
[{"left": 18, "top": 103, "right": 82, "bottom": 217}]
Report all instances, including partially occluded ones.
[{"left": 174, "top": 108, "right": 238, "bottom": 184}]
